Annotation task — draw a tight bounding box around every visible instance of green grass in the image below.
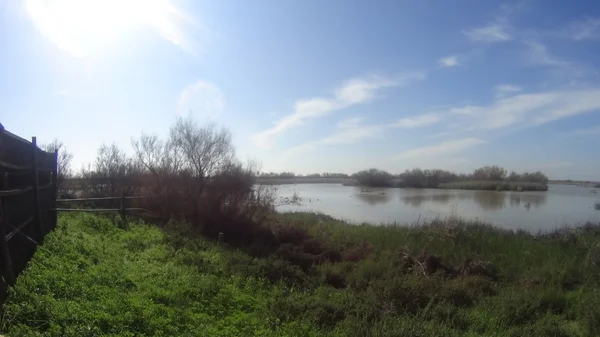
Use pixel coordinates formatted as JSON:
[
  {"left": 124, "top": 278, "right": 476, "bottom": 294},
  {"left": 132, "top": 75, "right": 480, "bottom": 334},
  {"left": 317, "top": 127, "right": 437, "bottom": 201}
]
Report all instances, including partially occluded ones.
[
  {"left": 439, "top": 180, "right": 548, "bottom": 191},
  {"left": 2, "top": 212, "right": 600, "bottom": 336}
]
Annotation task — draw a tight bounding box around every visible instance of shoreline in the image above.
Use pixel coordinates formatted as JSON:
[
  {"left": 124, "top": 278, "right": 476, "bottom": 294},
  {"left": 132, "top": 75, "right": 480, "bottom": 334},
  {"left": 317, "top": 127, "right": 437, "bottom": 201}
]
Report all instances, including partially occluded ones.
[{"left": 260, "top": 178, "right": 550, "bottom": 191}]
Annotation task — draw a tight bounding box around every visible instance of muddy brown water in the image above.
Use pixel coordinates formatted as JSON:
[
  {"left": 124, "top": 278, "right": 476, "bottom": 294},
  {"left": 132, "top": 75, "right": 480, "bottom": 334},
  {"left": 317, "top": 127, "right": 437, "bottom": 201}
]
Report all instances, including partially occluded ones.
[{"left": 272, "top": 183, "right": 600, "bottom": 231}]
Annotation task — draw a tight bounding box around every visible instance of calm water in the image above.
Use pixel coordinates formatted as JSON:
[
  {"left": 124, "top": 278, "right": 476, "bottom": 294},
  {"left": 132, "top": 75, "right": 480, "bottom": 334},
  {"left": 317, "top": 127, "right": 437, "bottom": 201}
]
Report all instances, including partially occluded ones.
[{"left": 274, "top": 184, "right": 600, "bottom": 231}]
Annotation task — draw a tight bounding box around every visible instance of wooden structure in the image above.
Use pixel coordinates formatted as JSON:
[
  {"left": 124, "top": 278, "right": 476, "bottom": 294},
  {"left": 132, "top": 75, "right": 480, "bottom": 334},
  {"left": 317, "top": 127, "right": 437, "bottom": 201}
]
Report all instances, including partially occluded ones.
[{"left": 0, "top": 128, "right": 57, "bottom": 303}]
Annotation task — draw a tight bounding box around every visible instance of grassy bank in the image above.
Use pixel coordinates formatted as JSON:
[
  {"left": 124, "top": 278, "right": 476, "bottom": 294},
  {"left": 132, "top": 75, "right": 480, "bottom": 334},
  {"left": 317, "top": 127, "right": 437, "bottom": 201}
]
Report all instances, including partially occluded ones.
[
  {"left": 439, "top": 180, "right": 548, "bottom": 191},
  {"left": 2, "top": 213, "right": 600, "bottom": 336}
]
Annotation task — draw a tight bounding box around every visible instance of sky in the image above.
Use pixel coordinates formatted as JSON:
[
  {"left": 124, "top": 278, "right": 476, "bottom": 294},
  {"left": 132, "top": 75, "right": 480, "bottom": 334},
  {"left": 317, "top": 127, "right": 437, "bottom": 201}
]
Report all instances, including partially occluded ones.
[{"left": 1, "top": 0, "right": 600, "bottom": 180}]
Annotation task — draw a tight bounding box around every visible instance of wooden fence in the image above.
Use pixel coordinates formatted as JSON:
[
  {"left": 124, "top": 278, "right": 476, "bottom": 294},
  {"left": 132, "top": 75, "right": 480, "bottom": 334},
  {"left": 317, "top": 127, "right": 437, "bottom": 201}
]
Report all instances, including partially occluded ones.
[{"left": 0, "top": 128, "right": 57, "bottom": 303}]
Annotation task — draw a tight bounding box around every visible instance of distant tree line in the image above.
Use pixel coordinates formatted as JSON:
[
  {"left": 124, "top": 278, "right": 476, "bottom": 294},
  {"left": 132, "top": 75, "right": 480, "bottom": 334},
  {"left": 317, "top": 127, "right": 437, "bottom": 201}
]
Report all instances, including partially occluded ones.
[
  {"left": 258, "top": 172, "right": 349, "bottom": 178},
  {"left": 351, "top": 166, "right": 549, "bottom": 188},
  {"left": 351, "top": 169, "right": 394, "bottom": 187}
]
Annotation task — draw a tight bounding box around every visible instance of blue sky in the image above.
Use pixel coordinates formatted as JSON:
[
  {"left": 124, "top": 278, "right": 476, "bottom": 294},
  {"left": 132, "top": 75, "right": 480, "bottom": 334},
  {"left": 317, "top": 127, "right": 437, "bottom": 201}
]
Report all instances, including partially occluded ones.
[{"left": 1, "top": 0, "right": 600, "bottom": 179}]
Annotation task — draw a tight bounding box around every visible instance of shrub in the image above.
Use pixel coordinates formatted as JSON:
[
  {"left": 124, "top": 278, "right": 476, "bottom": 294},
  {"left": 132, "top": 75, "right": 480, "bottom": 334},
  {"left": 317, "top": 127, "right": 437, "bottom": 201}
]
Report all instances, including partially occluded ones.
[
  {"left": 342, "top": 242, "right": 373, "bottom": 262},
  {"left": 75, "top": 117, "right": 278, "bottom": 251},
  {"left": 324, "top": 269, "right": 347, "bottom": 289},
  {"left": 352, "top": 168, "right": 393, "bottom": 187},
  {"left": 275, "top": 226, "right": 312, "bottom": 246}
]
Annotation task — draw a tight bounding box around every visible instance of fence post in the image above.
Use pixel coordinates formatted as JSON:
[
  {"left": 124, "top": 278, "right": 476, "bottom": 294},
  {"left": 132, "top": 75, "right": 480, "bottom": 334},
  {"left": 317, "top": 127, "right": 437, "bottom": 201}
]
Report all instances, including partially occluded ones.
[
  {"left": 31, "top": 137, "right": 45, "bottom": 239},
  {"left": 51, "top": 149, "right": 58, "bottom": 231},
  {"left": 0, "top": 173, "right": 16, "bottom": 286},
  {"left": 120, "top": 194, "right": 127, "bottom": 229}
]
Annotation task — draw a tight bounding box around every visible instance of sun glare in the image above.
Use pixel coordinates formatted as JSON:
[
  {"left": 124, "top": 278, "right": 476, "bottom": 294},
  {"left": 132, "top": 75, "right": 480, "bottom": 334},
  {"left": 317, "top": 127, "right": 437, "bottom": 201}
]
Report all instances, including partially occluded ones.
[{"left": 25, "top": 0, "right": 188, "bottom": 57}]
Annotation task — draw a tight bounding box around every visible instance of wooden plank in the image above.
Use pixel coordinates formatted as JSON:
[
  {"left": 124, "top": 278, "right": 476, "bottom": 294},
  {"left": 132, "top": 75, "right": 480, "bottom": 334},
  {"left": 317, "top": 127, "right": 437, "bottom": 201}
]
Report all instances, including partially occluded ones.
[
  {"left": 5, "top": 216, "right": 35, "bottom": 242},
  {"left": 0, "top": 173, "right": 16, "bottom": 286},
  {"left": 0, "top": 160, "right": 30, "bottom": 171},
  {"left": 0, "top": 129, "right": 35, "bottom": 169},
  {"left": 39, "top": 181, "right": 53, "bottom": 191},
  {"left": 31, "top": 137, "right": 45, "bottom": 239},
  {"left": 0, "top": 186, "right": 33, "bottom": 197},
  {"left": 54, "top": 208, "right": 151, "bottom": 213},
  {"left": 53, "top": 208, "right": 122, "bottom": 212},
  {"left": 56, "top": 196, "right": 152, "bottom": 202}
]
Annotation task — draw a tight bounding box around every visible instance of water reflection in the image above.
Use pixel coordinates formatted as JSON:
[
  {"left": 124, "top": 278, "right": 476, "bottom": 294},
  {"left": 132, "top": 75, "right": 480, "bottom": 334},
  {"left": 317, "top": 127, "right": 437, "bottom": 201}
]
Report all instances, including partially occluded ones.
[
  {"left": 401, "top": 193, "right": 464, "bottom": 207},
  {"left": 354, "top": 189, "right": 392, "bottom": 205},
  {"left": 472, "top": 191, "right": 506, "bottom": 211},
  {"left": 401, "top": 191, "right": 548, "bottom": 211},
  {"left": 273, "top": 184, "right": 599, "bottom": 231},
  {"left": 509, "top": 194, "right": 547, "bottom": 208}
]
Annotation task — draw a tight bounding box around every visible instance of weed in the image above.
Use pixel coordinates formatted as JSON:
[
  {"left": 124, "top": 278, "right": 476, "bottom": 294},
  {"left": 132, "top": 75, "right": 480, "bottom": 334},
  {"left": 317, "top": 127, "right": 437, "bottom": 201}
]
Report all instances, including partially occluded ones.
[{"left": 3, "top": 213, "right": 600, "bottom": 336}]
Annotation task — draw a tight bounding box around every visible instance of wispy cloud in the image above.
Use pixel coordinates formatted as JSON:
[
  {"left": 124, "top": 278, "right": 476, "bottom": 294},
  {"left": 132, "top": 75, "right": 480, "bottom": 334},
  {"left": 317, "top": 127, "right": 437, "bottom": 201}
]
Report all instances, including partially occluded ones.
[
  {"left": 336, "top": 117, "right": 364, "bottom": 129},
  {"left": 392, "top": 113, "right": 440, "bottom": 128},
  {"left": 321, "top": 124, "right": 384, "bottom": 145},
  {"left": 462, "top": 3, "right": 527, "bottom": 44},
  {"left": 439, "top": 55, "right": 461, "bottom": 67},
  {"left": 395, "top": 138, "right": 485, "bottom": 160},
  {"left": 567, "top": 125, "right": 600, "bottom": 136},
  {"left": 495, "top": 84, "right": 522, "bottom": 98},
  {"left": 177, "top": 80, "right": 225, "bottom": 118},
  {"left": 252, "top": 73, "right": 425, "bottom": 149},
  {"left": 281, "top": 117, "right": 384, "bottom": 157},
  {"left": 464, "top": 24, "right": 512, "bottom": 42},
  {"left": 561, "top": 17, "right": 600, "bottom": 41},
  {"left": 24, "top": 0, "right": 199, "bottom": 58},
  {"left": 447, "top": 88, "right": 600, "bottom": 130},
  {"left": 525, "top": 42, "right": 571, "bottom": 68}
]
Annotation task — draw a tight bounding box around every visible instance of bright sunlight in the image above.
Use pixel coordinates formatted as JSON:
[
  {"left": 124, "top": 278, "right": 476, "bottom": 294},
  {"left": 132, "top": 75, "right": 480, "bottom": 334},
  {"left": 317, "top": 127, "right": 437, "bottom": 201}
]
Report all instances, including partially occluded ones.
[{"left": 24, "top": 0, "right": 190, "bottom": 58}]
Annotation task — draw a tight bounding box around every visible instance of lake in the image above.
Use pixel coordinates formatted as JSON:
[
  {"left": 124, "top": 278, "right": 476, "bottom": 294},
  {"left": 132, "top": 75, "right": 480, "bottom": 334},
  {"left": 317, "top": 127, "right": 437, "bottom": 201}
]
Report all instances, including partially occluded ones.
[{"left": 273, "top": 183, "right": 600, "bottom": 231}]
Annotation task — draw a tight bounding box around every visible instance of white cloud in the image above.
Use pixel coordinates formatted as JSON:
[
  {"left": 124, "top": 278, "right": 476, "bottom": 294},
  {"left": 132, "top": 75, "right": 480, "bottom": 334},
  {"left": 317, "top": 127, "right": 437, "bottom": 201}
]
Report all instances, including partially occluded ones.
[
  {"left": 321, "top": 124, "right": 384, "bottom": 145},
  {"left": 395, "top": 138, "right": 485, "bottom": 160},
  {"left": 252, "top": 73, "right": 425, "bottom": 149},
  {"left": 562, "top": 17, "right": 600, "bottom": 41},
  {"left": 525, "top": 42, "right": 571, "bottom": 68},
  {"left": 392, "top": 113, "right": 440, "bottom": 128},
  {"left": 281, "top": 117, "right": 384, "bottom": 158},
  {"left": 463, "top": 24, "right": 511, "bottom": 42},
  {"left": 57, "top": 89, "right": 70, "bottom": 96},
  {"left": 568, "top": 125, "right": 600, "bottom": 136},
  {"left": 177, "top": 80, "right": 224, "bottom": 118},
  {"left": 446, "top": 88, "right": 600, "bottom": 130},
  {"left": 439, "top": 55, "right": 460, "bottom": 67},
  {"left": 24, "top": 0, "right": 198, "bottom": 58},
  {"left": 495, "top": 84, "right": 522, "bottom": 98},
  {"left": 336, "top": 117, "right": 364, "bottom": 129},
  {"left": 334, "top": 77, "right": 398, "bottom": 104}
]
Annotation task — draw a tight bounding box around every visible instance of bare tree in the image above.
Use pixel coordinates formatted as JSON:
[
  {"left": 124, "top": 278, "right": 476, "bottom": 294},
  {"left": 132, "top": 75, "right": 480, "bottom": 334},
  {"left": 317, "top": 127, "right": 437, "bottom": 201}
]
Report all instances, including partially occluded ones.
[
  {"left": 473, "top": 166, "right": 507, "bottom": 181},
  {"left": 81, "top": 143, "right": 140, "bottom": 197},
  {"left": 41, "top": 139, "right": 73, "bottom": 191},
  {"left": 169, "top": 117, "right": 235, "bottom": 179},
  {"left": 130, "top": 118, "right": 274, "bottom": 239}
]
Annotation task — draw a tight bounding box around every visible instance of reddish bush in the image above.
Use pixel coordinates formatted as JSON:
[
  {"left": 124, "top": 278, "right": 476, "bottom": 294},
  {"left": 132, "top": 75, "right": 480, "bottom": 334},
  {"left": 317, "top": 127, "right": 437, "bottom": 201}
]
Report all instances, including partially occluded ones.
[
  {"left": 342, "top": 242, "right": 373, "bottom": 262},
  {"left": 275, "top": 226, "right": 312, "bottom": 246}
]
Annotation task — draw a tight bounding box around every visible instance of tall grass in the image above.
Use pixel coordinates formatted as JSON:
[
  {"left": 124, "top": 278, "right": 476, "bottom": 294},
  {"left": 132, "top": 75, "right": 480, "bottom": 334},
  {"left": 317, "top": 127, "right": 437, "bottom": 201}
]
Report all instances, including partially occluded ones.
[
  {"left": 439, "top": 180, "right": 548, "bottom": 191},
  {"left": 3, "top": 212, "right": 600, "bottom": 336}
]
